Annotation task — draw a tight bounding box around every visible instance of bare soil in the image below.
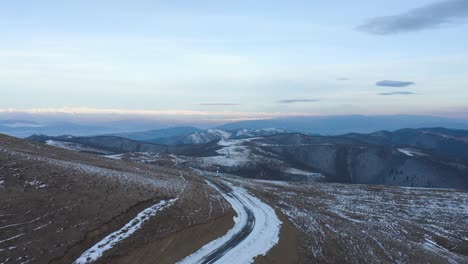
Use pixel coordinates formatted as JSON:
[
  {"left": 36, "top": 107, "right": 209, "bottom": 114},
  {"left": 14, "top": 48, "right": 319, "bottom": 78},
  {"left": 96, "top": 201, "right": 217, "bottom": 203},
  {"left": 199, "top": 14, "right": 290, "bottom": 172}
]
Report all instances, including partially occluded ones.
[
  {"left": 103, "top": 209, "right": 235, "bottom": 264},
  {"left": 253, "top": 209, "right": 300, "bottom": 264},
  {"left": 0, "top": 134, "right": 231, "bottom": 263}
]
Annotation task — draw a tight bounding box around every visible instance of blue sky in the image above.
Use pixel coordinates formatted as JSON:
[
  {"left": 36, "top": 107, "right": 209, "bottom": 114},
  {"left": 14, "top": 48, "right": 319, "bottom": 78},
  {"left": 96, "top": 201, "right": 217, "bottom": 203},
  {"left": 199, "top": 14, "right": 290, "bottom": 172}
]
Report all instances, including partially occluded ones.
[{"left": 1, "top": 0, "right": 467, "bottom": 122}]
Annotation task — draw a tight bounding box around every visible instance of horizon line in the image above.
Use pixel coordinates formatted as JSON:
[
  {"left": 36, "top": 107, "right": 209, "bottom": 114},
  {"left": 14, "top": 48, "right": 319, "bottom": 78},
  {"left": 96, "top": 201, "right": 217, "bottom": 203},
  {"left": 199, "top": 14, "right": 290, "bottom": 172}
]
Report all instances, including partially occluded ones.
[{"left": 0, "top": 107, "right": 467, "bottom": 122}]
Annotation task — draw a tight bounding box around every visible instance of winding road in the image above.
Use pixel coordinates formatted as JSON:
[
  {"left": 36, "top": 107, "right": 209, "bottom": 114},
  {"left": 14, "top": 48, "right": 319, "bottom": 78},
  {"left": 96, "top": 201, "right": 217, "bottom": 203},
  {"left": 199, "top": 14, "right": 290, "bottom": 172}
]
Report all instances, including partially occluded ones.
[{"left": 178, "top": 178, "right": 281, "bottom": 264}]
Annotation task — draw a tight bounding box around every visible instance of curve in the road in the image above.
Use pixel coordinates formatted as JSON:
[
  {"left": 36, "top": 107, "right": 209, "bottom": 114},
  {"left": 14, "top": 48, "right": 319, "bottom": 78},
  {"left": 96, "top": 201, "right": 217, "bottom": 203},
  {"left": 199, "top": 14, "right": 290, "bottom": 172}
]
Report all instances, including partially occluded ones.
[{"left": 178, "top": 178, "right": 281, "bottom": 264}]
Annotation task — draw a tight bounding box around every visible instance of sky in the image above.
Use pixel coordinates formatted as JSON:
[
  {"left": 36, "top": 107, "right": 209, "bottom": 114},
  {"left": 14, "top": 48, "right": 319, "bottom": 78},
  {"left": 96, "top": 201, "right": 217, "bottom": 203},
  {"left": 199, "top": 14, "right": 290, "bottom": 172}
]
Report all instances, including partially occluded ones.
[{"left": 1, "top": 0, "right": 468, "bottom": 123}]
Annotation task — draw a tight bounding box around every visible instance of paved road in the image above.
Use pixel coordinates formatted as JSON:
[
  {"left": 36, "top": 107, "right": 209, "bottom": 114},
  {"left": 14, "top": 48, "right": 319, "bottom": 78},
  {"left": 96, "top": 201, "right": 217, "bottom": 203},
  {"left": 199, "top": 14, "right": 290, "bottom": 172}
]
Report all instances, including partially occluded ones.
[
  {"left": 198, "top": 179, "right": 255, "bottom": 263},
  {"left": 178, "top": 177, "right": 281, "bottom": 264}
]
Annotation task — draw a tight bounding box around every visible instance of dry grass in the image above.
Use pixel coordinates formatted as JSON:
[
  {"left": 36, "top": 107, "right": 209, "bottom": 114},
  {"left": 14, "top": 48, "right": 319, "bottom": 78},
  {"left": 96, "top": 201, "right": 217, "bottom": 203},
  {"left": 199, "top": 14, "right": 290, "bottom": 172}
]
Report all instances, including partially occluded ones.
[
  {"left": 230, "top": 177, "right": 468, "bottom": 264},
  {"left": 0, "top": 134, "right": 231, "bottom": 263}
]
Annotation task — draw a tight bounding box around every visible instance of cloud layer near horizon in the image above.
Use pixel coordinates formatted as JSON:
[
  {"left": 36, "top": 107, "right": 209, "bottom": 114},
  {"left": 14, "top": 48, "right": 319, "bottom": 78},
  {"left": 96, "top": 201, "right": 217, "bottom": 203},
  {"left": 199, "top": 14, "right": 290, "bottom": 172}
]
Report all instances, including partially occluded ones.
[
  {"left": 378, "top": 91, "right": 416, "bottom": 96},
  {"left": 199, "top": 103, "right": 240, "bottom": 106},
  {"left": 358, "top": 0, "right": 468, "bottom": 35},
  {"left": 278, "top": 99, "right": 321, "bottom": 104},
  {"left": 376, "top": 80, "right": 415, "bottom": 87}
]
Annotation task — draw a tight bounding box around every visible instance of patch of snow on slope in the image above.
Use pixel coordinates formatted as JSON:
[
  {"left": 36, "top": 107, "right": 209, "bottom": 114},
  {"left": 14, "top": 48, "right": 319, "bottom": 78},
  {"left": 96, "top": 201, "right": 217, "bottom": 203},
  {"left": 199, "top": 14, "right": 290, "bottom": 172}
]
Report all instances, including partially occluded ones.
[
  {"left": 185, "top": 129, "right": 232, "bottom": 144},
  {"left": 186, "top": 133, "right": 207, "bottom": 144},
  {"left": 422, "top": 237, "right": 459, "bottom": 264},
  {"left": 235, "top": 129, "right": 253, "bottom": 137},
  {"left": 235, "top": 128, "right": 285, "bottom": 138},
  {"left": 254, "top": 179, "right": 291, "bottom": 186},
  {"left": 178, "top": 180, "right": 281, "bottom": 264},
  {"left": 398, "top": 148, "right": 428, "bottom": 157},
  {"left": 74, "top": 199, "right": 176, "bottom": 264},
  {"left": 103, "top": 154, "right": 123, "bottom": 160},
  {"left": 25, "top": 180, "right": 48, "bottom": 189},
  {"left": 208, "top": 129, "right": 232, "bottom": 139},
  {"left": 285, "top": 168, "right": 325, "bottom": 181},
  {"left": 201, "top": 139, "right": 254, "bottom": 167}
]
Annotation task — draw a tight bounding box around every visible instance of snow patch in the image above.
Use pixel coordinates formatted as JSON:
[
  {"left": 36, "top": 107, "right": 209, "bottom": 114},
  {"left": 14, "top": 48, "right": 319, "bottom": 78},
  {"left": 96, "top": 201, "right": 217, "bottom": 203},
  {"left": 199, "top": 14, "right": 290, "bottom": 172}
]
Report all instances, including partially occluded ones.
[
  {"left": 285, "top": 168, "right": 325, "bottom": 181},
  {"left": 207, "top": 129, "right": 232, "bottom": 139},
  {"left": 74, "top": 199, "right": 176, "bottom": 264},
  {"left": 25, "top": 180, "right": 48, "bottom": 189},
  {"left": 0, "top": 233, "right": 25, "bottom": 243},
  {"left": 235, "top": 128, "right": 284, "bottom": 138},
  {"left": 254, "top": 179, "right": 291, "bottom": 186},
  {"left": 398, "top": 148, "right": 428, "bottom": 157},
  {"left": 103, "top": 154, "right": 123, "bottom": 160}
]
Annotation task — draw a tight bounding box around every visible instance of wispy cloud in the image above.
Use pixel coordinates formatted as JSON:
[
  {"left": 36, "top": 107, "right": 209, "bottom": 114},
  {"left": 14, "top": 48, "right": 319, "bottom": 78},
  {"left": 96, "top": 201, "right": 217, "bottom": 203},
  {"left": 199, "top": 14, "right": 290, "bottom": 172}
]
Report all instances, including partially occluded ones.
[
  {"left": 336, "top": 77, "right": 350, "bottom": 81},
  {"left": 376, "top": 80, "right": 415, "bottom": 87},
  {"left": 358, "top": 0, "right": 468, "bottom": 35},
  {"left": 378, "top": 92, "right": 416, "bottom": 96},
  {"left": 199, "top": 103, "right": 240, "bottom": 106},
  {"left": 278, "top": 99, "right": 321, "bottom": 104}
]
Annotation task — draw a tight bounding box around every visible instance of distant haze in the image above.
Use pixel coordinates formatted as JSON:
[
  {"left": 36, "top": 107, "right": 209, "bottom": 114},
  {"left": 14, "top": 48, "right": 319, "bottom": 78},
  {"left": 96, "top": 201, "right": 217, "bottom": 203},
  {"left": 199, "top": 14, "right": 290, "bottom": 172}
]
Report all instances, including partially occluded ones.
[{"left": 2, "top": 114, "right": 468, "bottom": 138}]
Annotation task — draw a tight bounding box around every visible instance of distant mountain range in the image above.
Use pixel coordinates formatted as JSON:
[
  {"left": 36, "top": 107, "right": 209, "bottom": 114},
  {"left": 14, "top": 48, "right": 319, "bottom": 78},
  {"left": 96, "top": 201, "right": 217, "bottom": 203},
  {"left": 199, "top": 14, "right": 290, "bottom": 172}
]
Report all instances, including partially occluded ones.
[
  {"left": 344, "top": 127, "right": 468, "bottom": 161},
  {"left": 0, "top": 119, "right": 200, "bottom": 138},
  {"left": 27, "top": 134, "right": 220, "bottom": 157},
  {"left": 109, "top": 126, "right": 203, "bottom": 142},
  {"left": 3, "top": 115, "right": 468, "bottom": 138},
  {"left": 147, "top": 128, "right": 287, "bottom": 145},
  {"left": 253, "top": 133, "right": 467, "bottom": 189},
  {"left": 26, "top": 126, "right": 468, "bottom": 189},
  {"left": 219, "top": 115, "right": 468, "bottom": 135},
  {"left": 0, "top": 120, "right": 111, "bottom": 138}
]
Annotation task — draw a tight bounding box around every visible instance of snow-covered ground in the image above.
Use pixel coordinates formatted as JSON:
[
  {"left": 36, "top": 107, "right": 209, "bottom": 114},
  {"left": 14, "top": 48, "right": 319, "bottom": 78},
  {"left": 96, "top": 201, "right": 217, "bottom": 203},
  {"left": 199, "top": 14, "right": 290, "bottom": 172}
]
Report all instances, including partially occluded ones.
[
  {"left": 184, "top": 129, "right": 232, "bottom": 144},
  {"left": 200, "top": 138, "right": 256, "bottom": 167},
  {"left": 235, "top": 179, "right": 468, "bottom": 263},
  {"left": 178, "top": 179, "right": 281, "bottom": 264},
  {"left": 74, "top": 199, "right": 177, "bottom": 264},
  {"left": 189, "top": 138, "right": 325, "bottom": 182},
  {"left": 235, "top": 128, "right": 285, "bottom": 138}
]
